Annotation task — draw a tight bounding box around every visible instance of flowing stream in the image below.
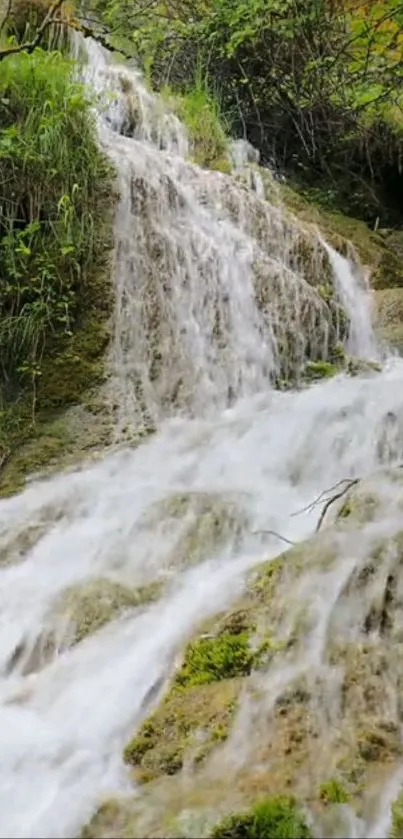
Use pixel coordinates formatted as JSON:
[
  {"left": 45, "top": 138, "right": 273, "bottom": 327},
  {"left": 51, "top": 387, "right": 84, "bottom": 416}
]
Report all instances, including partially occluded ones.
[{"left": 1, "top": 38, "right": 403, "bottom": 839}]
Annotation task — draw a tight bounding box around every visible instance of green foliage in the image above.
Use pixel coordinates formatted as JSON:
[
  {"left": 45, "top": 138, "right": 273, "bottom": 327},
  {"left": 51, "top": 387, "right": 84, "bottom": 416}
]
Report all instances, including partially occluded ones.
[
  {"left": 175, "top": 632, "right": 253, "bottom": 687},
  {"left": 0, "top": 46, "right": 113, "bottom": 455},
  {"left": 93, "top": 0, "right": 403, "bottom": 225},
  {"left": 319, "top": 778, "right": 350, "bottom": 805},
  {"left": 209, "top": 796, "right": 312, "bottom": 839}
]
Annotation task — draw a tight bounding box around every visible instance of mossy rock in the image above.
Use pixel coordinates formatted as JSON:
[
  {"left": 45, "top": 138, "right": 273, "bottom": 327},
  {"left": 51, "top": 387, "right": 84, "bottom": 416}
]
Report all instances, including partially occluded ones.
[
  {"left": 53, "top": 577, "right": 162, "bottom": 646},
  {"left": 209, "top": 796, "right": 312, "bottom": 839},
  {"left": 279, "top": 184, "right": 403, "bottom": 291},
  {"left": 123, "top": 678, "right": 240, "bottom": 781},
  {"left": 0, "top": 260, "right": 114, "bottom": 497},
  {"left": 390, "top": 790, "right": 403, "bottom": 839},
  {"left": 337, "top": 491, "right": 379, "bottom": 526},
  {"left": 81, "top": 799, "right": 142, "bottom": 839},
  {"left": 140, "top": 491, "right": 249, "bottom": 568},
  {"left": 374, "top": 288, "right": 403, "bottom": 352}
]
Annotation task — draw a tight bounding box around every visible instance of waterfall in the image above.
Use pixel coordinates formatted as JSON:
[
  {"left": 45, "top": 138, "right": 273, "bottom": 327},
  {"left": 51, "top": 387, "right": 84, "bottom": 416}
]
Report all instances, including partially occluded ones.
[
  {"left": 74, "top": 37, "right": 378, "bottom": 434},
  {"left": 1, "top": 35, "right": 402, "bottom": 839}
]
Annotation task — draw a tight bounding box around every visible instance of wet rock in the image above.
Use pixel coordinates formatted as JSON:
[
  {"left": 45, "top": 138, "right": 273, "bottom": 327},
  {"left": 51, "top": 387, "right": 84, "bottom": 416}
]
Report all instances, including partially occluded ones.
[{"left": 139, "top": 491, "right": 249, "bottom": 569}]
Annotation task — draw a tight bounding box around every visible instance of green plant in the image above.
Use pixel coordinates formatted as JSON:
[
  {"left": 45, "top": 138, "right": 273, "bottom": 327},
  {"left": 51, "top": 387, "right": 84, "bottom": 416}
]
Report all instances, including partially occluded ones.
[
  {"left": 0, "top": 46, "right": 112, "bottom": 444},
  {"left": 210, "top": 796, "right": 312, "bottom": 839},
  {"left": 319, "top": 778, "right": 350, "bottom": 805}
]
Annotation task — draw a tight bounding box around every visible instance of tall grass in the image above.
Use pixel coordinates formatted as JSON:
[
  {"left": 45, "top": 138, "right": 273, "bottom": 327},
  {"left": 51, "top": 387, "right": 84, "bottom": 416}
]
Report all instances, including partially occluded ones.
[
  {"left": 162, "top": 72, "right": 231, "bottom": 172},
  {"left": 0, "top": 47, "right": 112, "bottom": 397}
]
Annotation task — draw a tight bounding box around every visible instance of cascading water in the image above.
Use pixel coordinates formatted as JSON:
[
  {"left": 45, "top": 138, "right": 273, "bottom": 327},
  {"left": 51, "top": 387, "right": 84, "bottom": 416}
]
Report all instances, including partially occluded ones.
[{"left": 1, "top": 35, "right": 403, "bottom": 839}]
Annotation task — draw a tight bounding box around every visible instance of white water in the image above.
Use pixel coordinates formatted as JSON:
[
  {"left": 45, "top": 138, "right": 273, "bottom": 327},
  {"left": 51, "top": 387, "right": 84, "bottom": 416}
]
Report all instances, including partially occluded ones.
[{"left": 1, "top": 36, "right": 403, "bottom": 839}]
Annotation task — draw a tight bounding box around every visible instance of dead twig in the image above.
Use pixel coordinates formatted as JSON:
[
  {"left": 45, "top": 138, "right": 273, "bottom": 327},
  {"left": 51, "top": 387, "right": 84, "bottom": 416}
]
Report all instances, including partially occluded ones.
[
  {"left": 291, "top": 478, "right": 357, "bottom": 518},
  {"left": 315, "top": 478, "right": 359, "bottom": 532},
  {"left": 251, "top": 528, "right": 295, "bottom": 546}
]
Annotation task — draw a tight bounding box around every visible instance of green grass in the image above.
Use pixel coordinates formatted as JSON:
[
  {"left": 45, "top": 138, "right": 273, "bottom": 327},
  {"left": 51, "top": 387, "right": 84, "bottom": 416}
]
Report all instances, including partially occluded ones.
[{"left": 162, "top": 78, "right": 231, "bottom": 172}]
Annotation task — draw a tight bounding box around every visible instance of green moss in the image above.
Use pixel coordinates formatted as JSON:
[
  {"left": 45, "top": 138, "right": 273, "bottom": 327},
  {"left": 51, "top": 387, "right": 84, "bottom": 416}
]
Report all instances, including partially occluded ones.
[
  {"left": 319, "top": 778, "right": 350, "bottom": 804},
  {"left": 250, "top": 557, "right": 285, "bottom": 604},
  {"left": 174, "top": 633, "right": 253, "bottom": 688},
  {"left": 389, "top": 790, "right": 403, "bottom": 839},
  {"left": 123, "top": 678, "right": 239, "bottom": 780},
  {"left": 336, "top": 492, "right": 379, "bottom": 525},
  {"left": 338, "top": 500, "right": 353, "bottom": 519},
  {"left": 304, "top": 360, "right": 338, "bottom": 381},
  {"left": 209, "top": 797, "right": 312, "bottom": 839}
]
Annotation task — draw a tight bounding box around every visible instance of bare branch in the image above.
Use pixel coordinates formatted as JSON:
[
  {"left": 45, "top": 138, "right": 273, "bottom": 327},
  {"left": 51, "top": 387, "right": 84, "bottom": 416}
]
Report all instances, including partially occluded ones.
[
  {"left": 315, "top": 478, "right": 359, "bottom": 532},
  {"left": 251, "top": 529, "right": 295, "bottom": 546},
  {"left": 291, "top": 478, "right": 357, "bottom": 518}
]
